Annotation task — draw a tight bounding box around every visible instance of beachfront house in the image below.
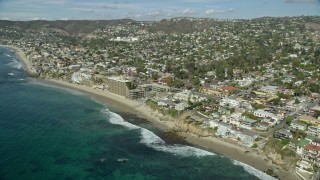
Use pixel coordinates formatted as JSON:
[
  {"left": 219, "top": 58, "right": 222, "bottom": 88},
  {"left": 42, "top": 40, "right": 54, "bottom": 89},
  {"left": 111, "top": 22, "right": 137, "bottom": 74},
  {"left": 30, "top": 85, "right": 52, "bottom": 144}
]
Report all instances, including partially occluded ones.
[
  {"left": 215, "top": 122, "right": 232, "bottom": 138},
  {"left": 208, "top": 119, "right": 220, "bottom": 128}
]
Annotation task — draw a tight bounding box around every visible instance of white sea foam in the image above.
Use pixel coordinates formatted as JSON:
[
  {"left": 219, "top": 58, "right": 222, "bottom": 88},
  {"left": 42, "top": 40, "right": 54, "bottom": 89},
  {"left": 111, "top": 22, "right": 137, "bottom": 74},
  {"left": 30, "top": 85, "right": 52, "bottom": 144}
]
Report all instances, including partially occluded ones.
[
  {"left": 8, "top": 73, "right": 14, "bottom": 76},
  {"left": 232, "top": 160, "right": 277, "bottom": 180},
  {"left": 103, "top": 109, "right": 276, "bottom": 177},
  {"left": 102, "top": 109, "right": 215, "bottom": 157},
  {"left": 106, "top": 110, "right": 140, "bottom": 130},
  {"left": 140, "top": 128, "right": 165, "bottom": 144},
  {"left": 6, "top": 61, "right": 22, "bottom": 69}
]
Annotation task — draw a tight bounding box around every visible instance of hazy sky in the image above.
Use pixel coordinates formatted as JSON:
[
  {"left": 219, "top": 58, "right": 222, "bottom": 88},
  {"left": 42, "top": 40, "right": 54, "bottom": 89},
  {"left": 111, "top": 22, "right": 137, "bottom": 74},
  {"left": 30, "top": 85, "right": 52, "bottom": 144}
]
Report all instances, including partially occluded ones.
[{"left": 0, "top": 0, "right": 319, "bottom": 21}]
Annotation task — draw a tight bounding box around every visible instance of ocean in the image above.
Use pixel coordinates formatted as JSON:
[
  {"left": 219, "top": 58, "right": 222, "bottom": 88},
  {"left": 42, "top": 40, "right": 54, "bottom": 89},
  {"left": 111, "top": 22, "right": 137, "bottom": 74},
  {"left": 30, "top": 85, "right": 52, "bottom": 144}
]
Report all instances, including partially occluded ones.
[{"left": 0, "top": 47, "right": 274, "bottom": 180}]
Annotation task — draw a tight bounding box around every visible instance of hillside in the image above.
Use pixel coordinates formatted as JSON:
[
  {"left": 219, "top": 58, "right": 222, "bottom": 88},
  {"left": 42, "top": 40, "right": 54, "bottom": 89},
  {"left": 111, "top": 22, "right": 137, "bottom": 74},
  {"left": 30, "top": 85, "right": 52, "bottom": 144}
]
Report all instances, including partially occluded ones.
[{"left": 0, "top": 19, "right": 137, "bottom": 36}]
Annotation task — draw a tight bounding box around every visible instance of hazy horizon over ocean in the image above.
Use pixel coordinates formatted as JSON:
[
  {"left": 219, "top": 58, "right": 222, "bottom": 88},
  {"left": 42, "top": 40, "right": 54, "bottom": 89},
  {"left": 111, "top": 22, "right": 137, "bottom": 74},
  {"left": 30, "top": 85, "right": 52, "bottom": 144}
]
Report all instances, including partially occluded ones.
[{"left": 0, "top": 47, "right": 274, "bottom": 180}]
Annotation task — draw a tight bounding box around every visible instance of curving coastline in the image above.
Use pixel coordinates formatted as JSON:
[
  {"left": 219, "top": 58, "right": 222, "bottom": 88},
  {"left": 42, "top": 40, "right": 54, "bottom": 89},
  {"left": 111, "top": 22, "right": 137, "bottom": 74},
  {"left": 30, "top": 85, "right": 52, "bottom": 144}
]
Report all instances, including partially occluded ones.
[{"left": 1, "top": 45, "right": 300, "bottom": 180}]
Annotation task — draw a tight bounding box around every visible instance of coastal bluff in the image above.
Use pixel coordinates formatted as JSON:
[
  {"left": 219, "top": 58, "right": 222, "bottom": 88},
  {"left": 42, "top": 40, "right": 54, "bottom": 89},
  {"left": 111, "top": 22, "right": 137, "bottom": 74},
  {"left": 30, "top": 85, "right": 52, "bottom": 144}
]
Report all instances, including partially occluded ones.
[{"left": 174, "top": 112, "right": 210, "bottom": 137}]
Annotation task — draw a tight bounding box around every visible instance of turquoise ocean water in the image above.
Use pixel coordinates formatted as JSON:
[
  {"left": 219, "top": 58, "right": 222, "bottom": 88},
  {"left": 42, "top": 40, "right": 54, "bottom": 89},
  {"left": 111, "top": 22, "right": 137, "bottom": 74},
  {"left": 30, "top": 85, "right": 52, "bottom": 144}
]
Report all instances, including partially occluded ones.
[{"left": 0, "top": 47, "right": 274, "bottom": 180}]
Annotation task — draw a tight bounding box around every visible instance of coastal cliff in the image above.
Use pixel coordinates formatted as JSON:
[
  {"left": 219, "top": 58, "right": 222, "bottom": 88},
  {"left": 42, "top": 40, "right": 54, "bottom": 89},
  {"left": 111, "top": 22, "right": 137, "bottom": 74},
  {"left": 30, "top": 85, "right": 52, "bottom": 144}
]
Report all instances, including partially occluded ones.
[{"left": 174, "top": 112, "right": 210, "bottom": 137}]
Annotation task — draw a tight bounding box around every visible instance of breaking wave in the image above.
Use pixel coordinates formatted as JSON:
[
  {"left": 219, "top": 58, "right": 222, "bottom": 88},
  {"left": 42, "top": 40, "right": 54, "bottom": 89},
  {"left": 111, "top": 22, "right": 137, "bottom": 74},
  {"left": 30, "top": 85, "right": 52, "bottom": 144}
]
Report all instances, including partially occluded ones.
[
  {"left": 102, "top": 109, "right": 214, "bottom": 157},
  {"left": 102, "top": 109, "right": 277, "bottom": 179},
  {"left": 233, "top": 160, "right": 276, "bottom": 180},
  {"left": 6, "top": 60, "right": 22, "bottom": 69}
]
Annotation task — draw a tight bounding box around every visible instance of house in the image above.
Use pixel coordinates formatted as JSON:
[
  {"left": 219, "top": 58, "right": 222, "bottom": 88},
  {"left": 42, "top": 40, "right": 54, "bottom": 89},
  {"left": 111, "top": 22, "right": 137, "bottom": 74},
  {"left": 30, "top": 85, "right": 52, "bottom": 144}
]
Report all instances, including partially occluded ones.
[
  {"left": 312, "top": 138, "right": 320, "bottom": 146},
  {"left": 230, "top": 129, "right": 257, "bottom": 147},
  {"left": 238, "top": 131, "right": 257, "bottom": 147},
  {"left": 296, "top": 159, "right": 314, "bottom": 173},
  {"left": 304, "top": 143, "right": 320, "bottom": 161},
  {"left": 139, "top": 83, "right": 170, "bottom": 93},
  {"left": 200, "top": 86, "right": 222, "bottom": 96},
  {"left": 215, "top": 122, "right": 232, "bottom": 138},
  {"left": 256, "top": 122, "right": 270, "bottom": 131},
  {"left": 290, "top": 120, "right": 307, "bottom": 131},
  {"left": 173, "top": 90, "right": 206, "bottom": 103},
  {"left": 262, "top": 118, "right": 277, "bottom": 126},
  {"left": 239, "top": 118, "right": 257, "bottom": 130},
  {"left": 307, "top": 126, "right": 320, "bottom": 137},
  {"left": 274, "top": 129, "right": 293, "bottom": 139},
  {"left": 254, "top": 109, "right": 280, "bottom": 121},
  {"left": 219, "top": 98, "right": 241, "bottom": 108}
]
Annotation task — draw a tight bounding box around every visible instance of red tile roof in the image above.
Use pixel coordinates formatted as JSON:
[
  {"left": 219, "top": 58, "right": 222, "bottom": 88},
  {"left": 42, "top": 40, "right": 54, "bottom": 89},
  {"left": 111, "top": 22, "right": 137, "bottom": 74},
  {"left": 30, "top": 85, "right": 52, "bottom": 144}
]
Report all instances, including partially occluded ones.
[
  {"left": 221, "top": 86, "right": 236, "bottom": 92},
  {"left": 305, "top": 144, "right": 320, "bottom": 152}
]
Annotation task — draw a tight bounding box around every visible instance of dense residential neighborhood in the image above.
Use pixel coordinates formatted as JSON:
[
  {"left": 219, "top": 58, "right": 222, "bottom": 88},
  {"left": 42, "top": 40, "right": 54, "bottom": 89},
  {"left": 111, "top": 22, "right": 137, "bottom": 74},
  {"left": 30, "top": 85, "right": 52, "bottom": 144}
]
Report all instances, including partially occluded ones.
[{"left": 1, "top": 16, "right": 320, "bottom": 179}]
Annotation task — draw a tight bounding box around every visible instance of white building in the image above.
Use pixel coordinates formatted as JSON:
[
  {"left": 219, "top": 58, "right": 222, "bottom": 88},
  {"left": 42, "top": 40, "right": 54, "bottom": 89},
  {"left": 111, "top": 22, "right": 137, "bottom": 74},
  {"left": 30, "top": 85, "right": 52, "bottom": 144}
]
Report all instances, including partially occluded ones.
[
  {"left": 215, "top": 122, "right": 232, "bottom": 138},
  {"left": 254, "top": 109, "right": 279, "bottom": 121},
  {"left": 290, "top": 121, "right": 307, "bottom": 131},
  {"left": 71, "top": 72, "right": 92, "bottom": 83},
  {"left": 208, "top": 119, "right": 220, "bottom": 128},
  {"left": 173, "top": 90, "right": 206, "bottom": 103}
]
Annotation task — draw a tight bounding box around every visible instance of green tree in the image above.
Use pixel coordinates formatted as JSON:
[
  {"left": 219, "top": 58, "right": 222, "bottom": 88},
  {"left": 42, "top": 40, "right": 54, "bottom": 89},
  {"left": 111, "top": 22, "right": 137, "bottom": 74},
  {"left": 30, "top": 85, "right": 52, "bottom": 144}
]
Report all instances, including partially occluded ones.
[{"left": 285, "top": 117, "right": 294, "bottom": 125}]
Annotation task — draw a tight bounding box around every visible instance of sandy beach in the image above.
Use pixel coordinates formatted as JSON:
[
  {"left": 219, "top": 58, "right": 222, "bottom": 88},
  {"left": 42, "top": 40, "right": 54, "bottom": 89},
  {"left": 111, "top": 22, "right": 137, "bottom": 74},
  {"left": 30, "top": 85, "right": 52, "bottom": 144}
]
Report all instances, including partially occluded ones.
[{"left": 3, "top": 45, "right": 300, "bottom": 180}]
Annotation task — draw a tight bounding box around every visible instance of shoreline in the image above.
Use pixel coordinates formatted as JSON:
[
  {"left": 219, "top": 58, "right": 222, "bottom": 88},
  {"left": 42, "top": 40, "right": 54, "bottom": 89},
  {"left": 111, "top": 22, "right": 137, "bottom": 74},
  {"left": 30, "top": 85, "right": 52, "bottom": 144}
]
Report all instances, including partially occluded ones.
[
  {"left": 2, "top": 45, "right": 299, "bottom": 180},
  {"left": 0, "top": 45, "right": 37, "bottom": 75}
]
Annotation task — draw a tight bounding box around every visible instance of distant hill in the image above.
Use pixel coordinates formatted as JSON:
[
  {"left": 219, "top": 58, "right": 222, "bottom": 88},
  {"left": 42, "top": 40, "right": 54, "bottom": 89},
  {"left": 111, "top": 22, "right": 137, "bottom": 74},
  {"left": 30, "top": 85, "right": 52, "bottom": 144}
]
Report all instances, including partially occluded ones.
[
  {"left": 1, "top": 16, "right": 320, "bottom": 36},
  {"left": 146, "top": 18, "right": 218, "bottom": 34},
  {"left": 0, "top": 19, "right": 137, "bottom": 36}
]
